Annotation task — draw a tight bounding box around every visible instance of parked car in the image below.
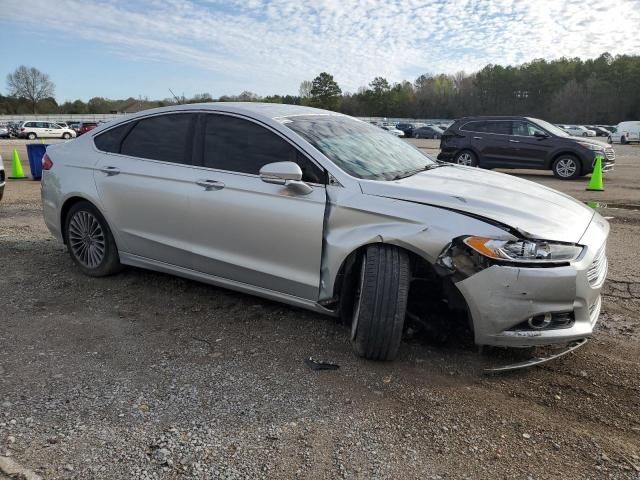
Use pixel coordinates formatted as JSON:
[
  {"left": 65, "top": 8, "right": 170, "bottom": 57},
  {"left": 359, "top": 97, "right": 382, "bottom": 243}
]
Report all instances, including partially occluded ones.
[
  {"left": 608, "top": 121, "right": 640, "bottom": 144},
  {"left": 413, "top": 125, "right": 444, "bottom": 139},
  {"left": 438, "top": 116, "right": 615, "bottom": 179},
  {"left": 77, "top": 122, "right": 99, "bottom": 136},
  {"left": 0, "top": 125, "right": 9, "bottom": 138},
  {"left": 563, "top": 125, "right": 596, "bottom": 137},
  {"left": 380, "top": 125, "right": 404, "bottom": 137},
  {"left": 395, "top": 123, "right": 415, "bottom": 137},
  {"left": 17, "top": 121, "right": 77, "bottom": 140},
  {"left": 585, "top": 126, "right": 611, "bottom": 137},
  {"left": 41, "top": 104, "right": 609, "bottom": 363}
]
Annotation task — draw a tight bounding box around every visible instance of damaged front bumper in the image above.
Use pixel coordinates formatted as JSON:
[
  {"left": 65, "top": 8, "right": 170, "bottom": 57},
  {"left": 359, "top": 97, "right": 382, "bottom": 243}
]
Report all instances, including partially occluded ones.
[{"left": 452, "top": 217, "right": 608, "bottom": 348}]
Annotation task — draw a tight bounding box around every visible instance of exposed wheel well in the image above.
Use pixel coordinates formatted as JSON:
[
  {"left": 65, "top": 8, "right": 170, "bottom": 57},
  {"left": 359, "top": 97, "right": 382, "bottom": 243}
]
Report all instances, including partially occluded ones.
[{"left": 333, "top": 243, "right": 470, "bottom": 330}]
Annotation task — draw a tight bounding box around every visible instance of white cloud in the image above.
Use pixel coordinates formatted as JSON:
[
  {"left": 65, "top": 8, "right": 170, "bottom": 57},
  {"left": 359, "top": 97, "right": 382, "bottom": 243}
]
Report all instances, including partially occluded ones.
[{"left": 3, "top": 0, "right": 640, "bottom": 95}]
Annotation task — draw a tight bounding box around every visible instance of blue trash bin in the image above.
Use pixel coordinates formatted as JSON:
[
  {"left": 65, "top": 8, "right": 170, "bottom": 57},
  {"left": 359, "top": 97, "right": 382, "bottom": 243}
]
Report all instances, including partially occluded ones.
[{"left": 26, "top": 144, "right": 49, "bottom": 180}]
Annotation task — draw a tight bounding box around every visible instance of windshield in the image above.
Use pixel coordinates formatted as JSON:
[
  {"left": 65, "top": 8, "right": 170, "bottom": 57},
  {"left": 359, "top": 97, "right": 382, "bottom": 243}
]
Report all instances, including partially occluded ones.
[
  {"left": 530, "top": 118, "right": 569, "bottom": 137},
  {"left": 280, "top": 115, "right": 435, "bottom": 180}
]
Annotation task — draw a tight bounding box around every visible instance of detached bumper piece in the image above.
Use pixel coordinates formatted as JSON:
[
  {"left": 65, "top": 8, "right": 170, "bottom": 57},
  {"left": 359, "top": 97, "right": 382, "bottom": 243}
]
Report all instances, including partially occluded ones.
[{"left": 484, "top": 338, "right": 588, "bottom": 373}]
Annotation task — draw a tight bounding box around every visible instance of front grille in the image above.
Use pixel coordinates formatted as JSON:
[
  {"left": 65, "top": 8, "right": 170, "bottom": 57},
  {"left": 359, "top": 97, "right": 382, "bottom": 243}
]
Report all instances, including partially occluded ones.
[
  {"left": 604, "top": 147, "right": 615, "bottom": 162},
  {"left": 587, "top": 244, "right": 607, "bottom": 288}
]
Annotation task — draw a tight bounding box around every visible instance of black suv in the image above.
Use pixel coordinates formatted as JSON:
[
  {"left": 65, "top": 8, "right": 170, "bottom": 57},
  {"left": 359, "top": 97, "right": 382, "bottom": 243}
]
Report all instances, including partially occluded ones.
[{"left": 438, "top": 116, "right": 615, "bottom": 179}]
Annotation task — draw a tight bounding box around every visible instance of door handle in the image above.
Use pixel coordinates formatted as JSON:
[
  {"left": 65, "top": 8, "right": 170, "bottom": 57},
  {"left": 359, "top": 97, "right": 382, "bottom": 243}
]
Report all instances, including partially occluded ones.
[
  {"left": 509, "top": 139, "right": 520, "bottom": 143},
  {"left": 473, "top": 136, "right": 483, "bottom": 140},
  {"left": 196, "top": 179, "right": 225, "bottom": 191},
  {"left": 99, "top": 166, "right": 120, "bottom": 176}
]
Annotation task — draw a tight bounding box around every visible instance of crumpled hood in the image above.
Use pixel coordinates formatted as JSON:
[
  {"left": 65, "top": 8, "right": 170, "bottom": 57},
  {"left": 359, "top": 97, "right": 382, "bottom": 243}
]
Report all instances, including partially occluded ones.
[{"left": 360, "top": 165, "right": 594, "bottom": 243}]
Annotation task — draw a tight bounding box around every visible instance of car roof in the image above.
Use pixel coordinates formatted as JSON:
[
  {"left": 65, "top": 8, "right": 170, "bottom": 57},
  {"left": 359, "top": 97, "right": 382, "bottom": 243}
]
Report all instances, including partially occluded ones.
[{"left": 117, "top": 102, "right": 338, "bottom": 122}]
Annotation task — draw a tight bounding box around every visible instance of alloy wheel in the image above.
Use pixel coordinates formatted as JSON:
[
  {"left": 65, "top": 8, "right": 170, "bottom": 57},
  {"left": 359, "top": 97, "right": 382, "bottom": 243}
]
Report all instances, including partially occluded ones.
[
  {"left": 68, "top": 210, "right": 106, "bottom": 269},
  {"left": 555, "top": 158, "right": 577, "bottom": 178},
  {"left": 456, "top": 152, "right": 473, "bottom": 166}
]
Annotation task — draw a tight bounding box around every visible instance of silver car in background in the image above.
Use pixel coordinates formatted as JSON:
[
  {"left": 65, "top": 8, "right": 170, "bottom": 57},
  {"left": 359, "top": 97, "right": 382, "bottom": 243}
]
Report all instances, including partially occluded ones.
[{"left": 41, "top": 103, "right": 608, "bottom": 361}]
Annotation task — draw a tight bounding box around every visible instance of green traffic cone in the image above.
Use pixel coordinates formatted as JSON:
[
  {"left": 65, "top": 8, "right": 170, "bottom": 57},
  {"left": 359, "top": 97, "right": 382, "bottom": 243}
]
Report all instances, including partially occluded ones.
[
  {"left": 9, "top": 148, "right": 27, "bottom": 179},
  {"left": 586, "top": 156, "right": 604, "bottom": 192}
]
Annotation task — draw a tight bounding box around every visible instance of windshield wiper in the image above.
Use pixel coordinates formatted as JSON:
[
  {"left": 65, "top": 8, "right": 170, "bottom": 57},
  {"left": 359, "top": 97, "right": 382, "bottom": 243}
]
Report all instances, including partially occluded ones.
[{"left": 390, "top": 163, "right": 449, "bottom": 180}]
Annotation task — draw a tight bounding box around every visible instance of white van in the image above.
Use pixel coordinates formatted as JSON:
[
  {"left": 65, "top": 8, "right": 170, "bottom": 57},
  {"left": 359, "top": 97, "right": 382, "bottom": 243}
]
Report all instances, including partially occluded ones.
[
  {"left": 609, "top": 121, "right": 640, "bottom": 144},
  {"left": 17, "top": 121, "right": 76, "bottom": 140}
]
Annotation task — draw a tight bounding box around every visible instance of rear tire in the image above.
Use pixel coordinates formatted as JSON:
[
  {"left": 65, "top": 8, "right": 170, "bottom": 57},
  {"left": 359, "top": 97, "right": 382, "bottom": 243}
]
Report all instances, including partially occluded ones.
[
  {"left": 552, "top": 155, "right": 581, "bottom": 180},
  {"left": 64, "top": 201, "right": 121, "bottom": 277},
  {"left": 350, "top": 245, "right": 410, "bottom": 361},
  {"left": 454, "top": 150, "right": 478, "bottom": 167},
  {"left": 27, "top": 132, "right": 36, "bottom": 140}
]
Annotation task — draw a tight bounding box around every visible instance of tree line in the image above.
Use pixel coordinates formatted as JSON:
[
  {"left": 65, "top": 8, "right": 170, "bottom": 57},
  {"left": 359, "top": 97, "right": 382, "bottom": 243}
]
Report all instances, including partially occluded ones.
[{"left": 3, "top": 53, "right": 639, "bottom": 123}]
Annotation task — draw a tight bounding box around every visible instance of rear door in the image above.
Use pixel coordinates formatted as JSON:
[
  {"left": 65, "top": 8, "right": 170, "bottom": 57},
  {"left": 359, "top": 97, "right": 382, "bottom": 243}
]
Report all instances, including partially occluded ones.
[
  {"left": 509, "top": 120, "right": 550, "bottom": 169},
  {"left": 93, "top": 113, "right": 197, "bottom": 267},
  {"left": 461, "top": 120, "right": 512, "bottom": 167},
  {"left": 187, "top": 113, "right": 327, "bottom": 300}
]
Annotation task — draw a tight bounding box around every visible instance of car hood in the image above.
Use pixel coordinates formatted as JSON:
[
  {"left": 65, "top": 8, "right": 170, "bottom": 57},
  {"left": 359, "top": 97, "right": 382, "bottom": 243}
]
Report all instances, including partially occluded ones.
[
  {"left": 566, "top": 136, "right": 608, "bottom": 146},
  {"left": 360, "top": 165, "right": 594, "bottom": 243}
]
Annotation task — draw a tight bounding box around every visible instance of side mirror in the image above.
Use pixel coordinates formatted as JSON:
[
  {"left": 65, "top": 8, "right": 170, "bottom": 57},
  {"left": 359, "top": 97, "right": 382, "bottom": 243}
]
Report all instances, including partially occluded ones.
[
  {"left": 259, "top": 161, "right": 313, "bottom": 195},
  {"left": 534, "top": 131, "right": 548, "bottom": 139}
]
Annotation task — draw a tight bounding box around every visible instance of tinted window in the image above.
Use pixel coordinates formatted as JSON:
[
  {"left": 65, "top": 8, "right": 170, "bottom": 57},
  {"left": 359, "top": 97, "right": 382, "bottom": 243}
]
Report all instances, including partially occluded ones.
[
  {"left": 121, "top": 114, "right": 194, "bottom": 164},
  {"left": 483, "top": 121, "right": 511, "bottom": 134},
  {"left": 461, "top": 120, "right": 510, "bottom": 134},
  {"left": 94, "top": 123, "right": 134, "bottom": 153},
  {"left": 203, "top": 114, "right": 326, "bottom": 184}
]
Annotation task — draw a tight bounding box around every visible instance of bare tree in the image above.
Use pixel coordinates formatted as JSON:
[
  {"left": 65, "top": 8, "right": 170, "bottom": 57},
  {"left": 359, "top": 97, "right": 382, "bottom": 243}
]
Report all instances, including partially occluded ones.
[
  {"left": 6, "top": 65, "right": 55, "bottom": 113},
  {"left": 299, "top": 80, "right": 313, "bottom": 98}
]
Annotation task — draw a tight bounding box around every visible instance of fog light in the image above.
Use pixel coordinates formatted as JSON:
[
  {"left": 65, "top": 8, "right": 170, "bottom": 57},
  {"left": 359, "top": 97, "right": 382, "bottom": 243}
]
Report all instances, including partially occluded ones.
[{"left": 528, "top": 313, "right": 552, "bottom": 329}]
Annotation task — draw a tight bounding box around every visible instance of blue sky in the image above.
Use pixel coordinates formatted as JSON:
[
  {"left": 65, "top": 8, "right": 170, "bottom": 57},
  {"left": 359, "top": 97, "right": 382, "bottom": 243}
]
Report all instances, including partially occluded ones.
[{"left": 2, "top": 0, "right": 639, "bottom": 102}]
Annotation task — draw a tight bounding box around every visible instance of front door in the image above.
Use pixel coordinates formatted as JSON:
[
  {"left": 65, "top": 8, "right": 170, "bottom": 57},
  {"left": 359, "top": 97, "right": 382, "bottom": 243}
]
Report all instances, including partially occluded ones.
[
  {"left": 187, "top": 113, "right": 327, "bottom": 300},
  {"left": 509, "top": 121, "right": 551, "bottom": 169}
]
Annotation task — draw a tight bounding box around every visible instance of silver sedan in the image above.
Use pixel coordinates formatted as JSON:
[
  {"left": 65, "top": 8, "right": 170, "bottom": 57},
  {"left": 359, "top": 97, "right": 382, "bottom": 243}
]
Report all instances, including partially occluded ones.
[{"left": 41, "top": 103, "right": 608, "bottom": 361}]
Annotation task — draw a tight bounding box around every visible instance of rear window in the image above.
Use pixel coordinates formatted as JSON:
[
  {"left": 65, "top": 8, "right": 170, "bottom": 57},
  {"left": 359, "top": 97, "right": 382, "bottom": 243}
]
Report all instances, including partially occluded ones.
[
  {"left": 120, "top": 113, "right": 195, "bottom": 164},
  {"left": 94, "top": 123, "right": 134, "bottom": 153},
  {"left": 461, "top": 120, "right": 510, "bottom": 134}
]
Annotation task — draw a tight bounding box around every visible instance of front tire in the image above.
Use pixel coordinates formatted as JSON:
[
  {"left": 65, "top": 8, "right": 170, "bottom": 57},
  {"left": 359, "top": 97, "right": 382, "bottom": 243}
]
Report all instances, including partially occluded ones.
[
  {"left": 552, "top": 155, "right": 581, "bottom": 180},
  {"left": 65, "top": 201, "right": 121, "bottom": 277},
  {"left": 350, "top": 245, "right": 410, "bottom": 361},
  {"left": 62, "top": 132, "right": 71, "bottom": 139},
  {"left": 454, "top": 150, "right": 478, "bottom": 167}
]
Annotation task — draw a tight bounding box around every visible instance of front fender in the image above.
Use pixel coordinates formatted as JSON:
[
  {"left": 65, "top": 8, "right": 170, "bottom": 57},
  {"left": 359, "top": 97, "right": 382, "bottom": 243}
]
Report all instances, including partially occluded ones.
[{"left": 319, "top": 186, "right": 512, "bottom": 300}]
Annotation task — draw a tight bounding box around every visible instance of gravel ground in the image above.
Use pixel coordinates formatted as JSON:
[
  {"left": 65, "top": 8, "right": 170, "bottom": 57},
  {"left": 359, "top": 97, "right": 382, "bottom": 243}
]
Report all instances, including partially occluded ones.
[{"left": 0, "top": 139, "right": 639, "bottom": 479}]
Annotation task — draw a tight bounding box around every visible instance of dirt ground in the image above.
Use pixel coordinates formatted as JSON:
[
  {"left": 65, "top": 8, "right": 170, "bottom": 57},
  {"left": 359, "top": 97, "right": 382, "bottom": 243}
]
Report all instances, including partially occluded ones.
[{"left": 1, "top": 139, "right": 639, "bottom": 479}]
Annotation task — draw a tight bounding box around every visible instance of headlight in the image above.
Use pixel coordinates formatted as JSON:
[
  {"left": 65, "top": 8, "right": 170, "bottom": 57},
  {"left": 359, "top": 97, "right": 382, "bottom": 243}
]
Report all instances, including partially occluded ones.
[
  {"left": 463, "top": 236, "right": 583, "bottom": 263},
  {"left": 578, "top": 142, "right": 604, "bottom": 151}
]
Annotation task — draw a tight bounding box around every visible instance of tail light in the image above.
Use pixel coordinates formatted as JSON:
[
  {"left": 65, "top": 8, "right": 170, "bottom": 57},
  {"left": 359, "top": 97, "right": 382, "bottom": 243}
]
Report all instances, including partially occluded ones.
[
  {"left": 20, "top": 127, "right": 25, "bottom": 131},
  {"left": 42, "top": 153, "right": 53, "bottom": 170}
]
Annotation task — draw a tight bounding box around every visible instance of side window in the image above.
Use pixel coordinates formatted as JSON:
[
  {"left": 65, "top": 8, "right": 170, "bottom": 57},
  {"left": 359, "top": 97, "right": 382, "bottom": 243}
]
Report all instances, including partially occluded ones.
[
  {"left": 94, "top": 122, "right": 134, "bottom": 153},
  {"left": 483, "top": 121, "right": 511, "bottom": 135},
  {"left": 203, "top": 114, "right": 326, "bottom": 184},
  {"left": 512, "top": 121, "right": 545, "bottom": 137},
  {"left": 121, "top": 114, "right": 195, "bottom": 164},
  {"left": 461, "top": 121, "right": 487, "bottom": 133}
]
